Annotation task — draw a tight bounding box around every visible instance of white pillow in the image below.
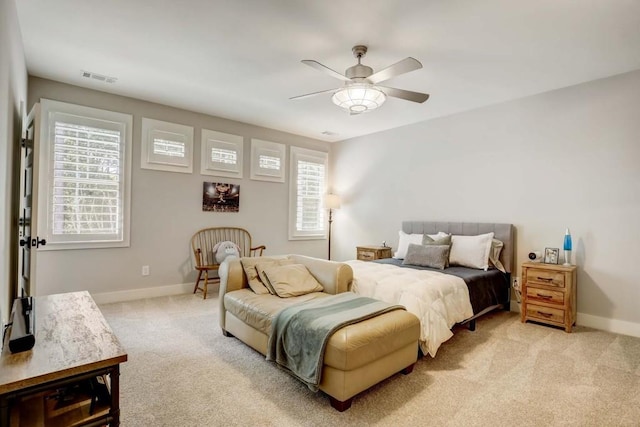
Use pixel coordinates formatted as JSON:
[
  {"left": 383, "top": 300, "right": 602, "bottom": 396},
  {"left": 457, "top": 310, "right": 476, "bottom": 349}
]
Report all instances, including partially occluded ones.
[
  {"left": 393, "top": 231, "right": 424, "bottom": 259},
  {"left": 449, "top": 232, "right": 495, "bottom": 270}
]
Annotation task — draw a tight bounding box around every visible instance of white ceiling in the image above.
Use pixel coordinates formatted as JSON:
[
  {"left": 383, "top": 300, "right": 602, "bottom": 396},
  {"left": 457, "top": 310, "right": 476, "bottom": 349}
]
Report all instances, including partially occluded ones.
[{"left": 15, "top": 1, "right": 640, "bottom": 142}]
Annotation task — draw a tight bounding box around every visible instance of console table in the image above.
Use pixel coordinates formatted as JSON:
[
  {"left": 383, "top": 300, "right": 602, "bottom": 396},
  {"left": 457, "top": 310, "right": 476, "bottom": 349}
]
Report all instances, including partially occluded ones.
[{"left": 0, "top": 291, "right": 127, "bottom": 426}]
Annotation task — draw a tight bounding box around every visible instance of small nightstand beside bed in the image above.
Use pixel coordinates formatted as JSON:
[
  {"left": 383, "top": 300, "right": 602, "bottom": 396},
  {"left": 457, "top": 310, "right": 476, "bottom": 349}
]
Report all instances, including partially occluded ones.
[{"left": 348, "top": 221, "right": 514, "bottom": 357}]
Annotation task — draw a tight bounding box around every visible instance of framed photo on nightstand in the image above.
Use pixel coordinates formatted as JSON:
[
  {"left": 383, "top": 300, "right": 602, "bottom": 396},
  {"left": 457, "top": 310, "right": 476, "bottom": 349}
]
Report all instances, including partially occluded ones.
[{"left": 544, "top": 247, "right": 559, "bottom": 264}]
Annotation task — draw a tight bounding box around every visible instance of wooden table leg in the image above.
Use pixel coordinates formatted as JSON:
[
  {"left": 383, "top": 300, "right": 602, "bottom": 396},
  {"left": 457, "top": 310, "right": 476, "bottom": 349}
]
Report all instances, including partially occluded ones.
[
  {"left": 110, "top": 365, "right": 121, "bottom": 426},
  {"left": 0, "top": 395, "right": 9, "bottom": 427}
]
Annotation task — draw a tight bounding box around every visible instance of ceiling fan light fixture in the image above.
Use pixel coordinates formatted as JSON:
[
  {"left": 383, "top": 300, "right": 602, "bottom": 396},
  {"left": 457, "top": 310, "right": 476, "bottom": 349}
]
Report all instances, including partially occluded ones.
[{"left": 331, "top": 83, "right": 386, "bottom": 114}]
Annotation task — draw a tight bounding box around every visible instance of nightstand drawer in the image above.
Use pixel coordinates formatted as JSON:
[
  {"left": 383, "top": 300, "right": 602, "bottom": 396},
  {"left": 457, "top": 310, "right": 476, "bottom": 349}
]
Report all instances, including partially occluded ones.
[
  {"left": 526, "top": 287, "right": 564, "bottom": 305},
  {"left": 358, "top": 251, "right": 376, "bottom": 261},
  {"left": 356, "top": 246, "right": 392, "bottom": 261},
  {"left": 526, "top": 304, "right": 565, "bottom": 324},
  {"left": 526, "top": 268, "right": 565, "bottom": 288}
]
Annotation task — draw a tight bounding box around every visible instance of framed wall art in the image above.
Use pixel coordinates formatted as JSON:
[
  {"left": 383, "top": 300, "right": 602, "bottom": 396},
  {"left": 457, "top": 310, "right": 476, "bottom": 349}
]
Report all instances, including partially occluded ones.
[{"left": 202, "top": 182, "right": 240, "bottom": 213}]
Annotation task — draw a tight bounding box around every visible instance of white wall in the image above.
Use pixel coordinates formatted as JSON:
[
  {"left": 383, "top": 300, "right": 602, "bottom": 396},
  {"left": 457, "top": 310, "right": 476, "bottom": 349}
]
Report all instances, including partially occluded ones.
[
  {"left": 331, "top": 69, "right": 640, "bottom": 335},
  {"left": 27, "top": 77, "right": 330, "bottom": 299},
  {"left": 0, "top": 0, "right": 27, "bottom": 325}
]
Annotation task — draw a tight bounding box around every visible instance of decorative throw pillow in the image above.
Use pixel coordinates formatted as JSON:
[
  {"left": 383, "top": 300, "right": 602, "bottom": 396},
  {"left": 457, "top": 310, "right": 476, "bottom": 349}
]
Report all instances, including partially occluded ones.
[
  {"left": 426, "top": 231, "right": 450, "bottom": 241},
  {"left": 393, "top": 231, "right": 424, "bottom": 259},
  {"left": 241, "top": 257, "right": 278, "bottom": 294},
  {"left": 403, "top": 244, "right": 451, "bottom": 270},
  {"left": 423, "top": 234, "right": 452, "bottom": 267},
  {"left": 263, "top": 264, "right": 324, "bottom": 298},
  {"left": 422, "top": 234, "right": 451, "bottom": 246},
  {"left": 489, "top": 239, "right": 506, "bottom": 273},
  {"left": 255, "top": 259, "right": 295, "bottom": 294},
  {"left": 449, "top": 232, "right": 495, "bottom": 270}
]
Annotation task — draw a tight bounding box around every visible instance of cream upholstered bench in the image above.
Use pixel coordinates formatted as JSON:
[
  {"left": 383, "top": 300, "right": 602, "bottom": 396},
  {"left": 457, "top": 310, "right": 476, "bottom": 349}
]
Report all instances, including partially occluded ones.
[{"left": 219, "top": 255, "right": 420, "bottom": 411}]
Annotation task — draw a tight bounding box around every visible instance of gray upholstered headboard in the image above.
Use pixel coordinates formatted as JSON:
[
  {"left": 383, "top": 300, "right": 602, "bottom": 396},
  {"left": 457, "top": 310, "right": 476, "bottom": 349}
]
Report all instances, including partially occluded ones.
[{"left": 402, "top": 221, "right": 515, "bottom": 274}]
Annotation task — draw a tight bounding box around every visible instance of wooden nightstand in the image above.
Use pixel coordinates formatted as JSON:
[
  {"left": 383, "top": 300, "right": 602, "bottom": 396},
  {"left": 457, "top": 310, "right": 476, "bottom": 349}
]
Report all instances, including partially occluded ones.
[
  {"left": 521, "top": 262, "right": 577, "bottom": 332},
  {"left": 356, "top": 246, "right": 392, "bottom": 261}
]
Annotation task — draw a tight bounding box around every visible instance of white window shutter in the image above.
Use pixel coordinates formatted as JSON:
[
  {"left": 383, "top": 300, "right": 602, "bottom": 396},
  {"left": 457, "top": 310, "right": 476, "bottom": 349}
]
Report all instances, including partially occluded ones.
[
  {"left": 289, "top": 147, "right": 328, "bottom": 240},
  {"left": 52, "top": 121, "right": 123, "bottom": 236},
  {"left": 38, "top": 99, "right": 132, "bottom": 250}
]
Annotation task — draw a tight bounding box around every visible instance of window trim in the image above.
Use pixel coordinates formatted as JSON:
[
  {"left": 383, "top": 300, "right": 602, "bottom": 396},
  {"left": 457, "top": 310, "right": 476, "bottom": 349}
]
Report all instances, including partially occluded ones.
[
  {"left": 288, "top": 146, "right": 328, "bottom": 240},
  {"left": 200, "top": 129, "right": 243, "bottom": 179},
  {"left": 140, "top": 118, "right": 193, "bottom": 173},
  {"left": 38, "top": 99, "right": 132, "bottom": 250},
  {"left": 250, "top": 139, "right": 286, "bottom": 183}
]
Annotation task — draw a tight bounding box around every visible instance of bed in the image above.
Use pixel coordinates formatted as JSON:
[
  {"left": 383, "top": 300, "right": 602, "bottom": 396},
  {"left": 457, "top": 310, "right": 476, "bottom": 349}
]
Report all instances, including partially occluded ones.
[{"left": 348, "top": 221, "right": 514, "bottom": 357}]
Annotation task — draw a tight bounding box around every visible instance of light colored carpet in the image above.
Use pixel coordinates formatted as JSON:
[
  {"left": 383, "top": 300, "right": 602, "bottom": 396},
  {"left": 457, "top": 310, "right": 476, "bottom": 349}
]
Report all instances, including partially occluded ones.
[{"left": 99, "top": 292, "right": 640, "bottom": 426}]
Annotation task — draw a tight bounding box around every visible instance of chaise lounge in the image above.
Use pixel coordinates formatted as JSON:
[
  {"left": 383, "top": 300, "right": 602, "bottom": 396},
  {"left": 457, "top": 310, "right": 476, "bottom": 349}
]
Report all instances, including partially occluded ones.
[{"left": 219, "top": 254, "right": 421, "bottom": 411}]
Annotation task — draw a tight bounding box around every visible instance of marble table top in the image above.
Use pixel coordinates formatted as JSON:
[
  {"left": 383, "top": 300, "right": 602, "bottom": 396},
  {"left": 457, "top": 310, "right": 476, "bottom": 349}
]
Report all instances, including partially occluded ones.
[{"left": 0, "top": 291, "right": 127, "bottom": 394}]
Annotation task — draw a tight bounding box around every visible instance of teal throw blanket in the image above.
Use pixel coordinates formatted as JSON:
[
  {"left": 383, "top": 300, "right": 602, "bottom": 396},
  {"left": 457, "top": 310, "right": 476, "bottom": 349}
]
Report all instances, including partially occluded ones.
[{"left": 267, "top": 292, "right": 404, "bottom": 390}]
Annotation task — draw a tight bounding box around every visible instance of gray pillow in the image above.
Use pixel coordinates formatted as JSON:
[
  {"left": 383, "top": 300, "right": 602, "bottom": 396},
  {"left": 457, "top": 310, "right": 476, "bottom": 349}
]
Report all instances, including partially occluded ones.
[
  {"left": 422, "top": 234, "right": 451, "bottom": 246},
  {"left": 402, "top": 244, "right": 451, "bottom": 270},
  {"left": 423, "top": 234, "right": 452, "bottom": 266}
]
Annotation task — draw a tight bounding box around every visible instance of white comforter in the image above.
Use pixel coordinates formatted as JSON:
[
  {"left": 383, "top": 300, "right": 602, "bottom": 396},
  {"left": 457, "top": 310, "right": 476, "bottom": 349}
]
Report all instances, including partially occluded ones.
[{"left": 347, "top": 260, "right": 473, "bottom": 357}]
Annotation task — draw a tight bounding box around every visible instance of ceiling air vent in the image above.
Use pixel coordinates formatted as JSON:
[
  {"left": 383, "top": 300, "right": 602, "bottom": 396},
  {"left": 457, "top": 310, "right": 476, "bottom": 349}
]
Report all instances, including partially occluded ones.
[
  {"left": 81, "top": 70, "right": 117, "bottom": 84},
  {"left": 321, "top": 131, "right": 339, "bottom": 136}
]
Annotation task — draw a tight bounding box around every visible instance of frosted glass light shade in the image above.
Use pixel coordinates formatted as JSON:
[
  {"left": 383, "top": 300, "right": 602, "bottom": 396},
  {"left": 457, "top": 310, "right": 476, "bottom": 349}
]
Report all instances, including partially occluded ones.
[{"left": 332, "top": 83, "right": 386, "bottom": 114}]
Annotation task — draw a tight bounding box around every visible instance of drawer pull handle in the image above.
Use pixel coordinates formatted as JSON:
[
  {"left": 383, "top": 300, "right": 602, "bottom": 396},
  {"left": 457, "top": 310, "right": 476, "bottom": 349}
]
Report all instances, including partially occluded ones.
[
  {"left": 537, "top": 312, "right": 553, "bottom": 317},
  {"left": 536, "top": 277, "right": 553, "bottom": 282},
  {"left": 536, "top": 294, "right": 552, "bottom": 299}
]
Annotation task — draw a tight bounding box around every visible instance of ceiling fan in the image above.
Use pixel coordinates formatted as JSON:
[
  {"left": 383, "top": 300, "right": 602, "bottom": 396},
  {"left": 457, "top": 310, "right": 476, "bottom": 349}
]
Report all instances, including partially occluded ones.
[{"left": 291, "top": 45, "right": 429, "bottom": 115}]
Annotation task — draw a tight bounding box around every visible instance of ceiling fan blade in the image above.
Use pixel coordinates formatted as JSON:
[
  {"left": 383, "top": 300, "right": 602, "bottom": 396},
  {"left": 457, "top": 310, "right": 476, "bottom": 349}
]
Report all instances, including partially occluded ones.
[
  {"left": 379, "top": 86, "right": 430, "bottom": 103},
  {"left": 367, "top": 57, "right": 423, "bottom": 84},
  {"left": 301, "top": 60, "right": 352, "bottom": 82},
  {"left": 289, "top": 87, "right": 337, "bottom": 100}
]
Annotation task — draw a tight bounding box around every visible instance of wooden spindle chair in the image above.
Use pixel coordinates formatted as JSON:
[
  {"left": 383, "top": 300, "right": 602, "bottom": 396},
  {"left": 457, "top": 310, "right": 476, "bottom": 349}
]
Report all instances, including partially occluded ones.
[{"left": 191, "top": 227, "right": 265, "bottom": 299}]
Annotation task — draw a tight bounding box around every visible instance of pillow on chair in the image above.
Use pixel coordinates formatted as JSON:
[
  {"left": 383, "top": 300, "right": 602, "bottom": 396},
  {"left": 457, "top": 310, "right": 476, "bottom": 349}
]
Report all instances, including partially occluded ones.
[
  {"left": 240, "top": 258, "right": 272, "bottom": 294},
  {"left": 263, "top": 264, "right": 324, "bottom": 297},
  {"left": 255, "top": 259, "right": 295, "bottom": 294}
]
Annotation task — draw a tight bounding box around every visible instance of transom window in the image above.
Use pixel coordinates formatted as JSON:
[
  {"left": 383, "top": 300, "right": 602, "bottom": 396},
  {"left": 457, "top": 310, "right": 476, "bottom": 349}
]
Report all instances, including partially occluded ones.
[
  {"left": 259, "top": 155, "right": 281, "bottom": 170},
  {"left": 153, "top": 138, "right": 185, "bottom": 158}
]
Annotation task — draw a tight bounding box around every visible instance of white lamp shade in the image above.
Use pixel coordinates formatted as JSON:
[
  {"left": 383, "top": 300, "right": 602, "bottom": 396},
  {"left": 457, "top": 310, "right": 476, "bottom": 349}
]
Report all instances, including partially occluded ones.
[{"left": 324, "top": 194, "right": 341, "bottom": 210}]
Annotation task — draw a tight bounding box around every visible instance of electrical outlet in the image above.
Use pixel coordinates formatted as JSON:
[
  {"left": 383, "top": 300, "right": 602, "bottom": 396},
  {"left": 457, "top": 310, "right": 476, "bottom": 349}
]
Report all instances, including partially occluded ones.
[
  {"left": 142, "top": 265, "right": 150, "bottom": 276},
  {"left": 512, "top": 277, "right": 522, "bottom": 303}
]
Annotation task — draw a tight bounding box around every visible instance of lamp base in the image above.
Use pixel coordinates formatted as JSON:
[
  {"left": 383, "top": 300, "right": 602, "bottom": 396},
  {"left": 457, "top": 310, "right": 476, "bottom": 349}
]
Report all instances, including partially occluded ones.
[{"left": 563, "top": 250, "right": 572, "bottom": 266}]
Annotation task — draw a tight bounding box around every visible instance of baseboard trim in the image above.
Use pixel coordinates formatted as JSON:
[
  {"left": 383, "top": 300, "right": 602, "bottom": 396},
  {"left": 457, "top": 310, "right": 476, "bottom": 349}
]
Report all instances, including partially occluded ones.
[
  {"left": 576, "top": 312, "right": 640, "bottom": 338},
  {"left": 92, "top": 282, "right": 194, "bottom": 305},
  {"left": 509, "top": 302, "right": 640, "bottom": 338}
]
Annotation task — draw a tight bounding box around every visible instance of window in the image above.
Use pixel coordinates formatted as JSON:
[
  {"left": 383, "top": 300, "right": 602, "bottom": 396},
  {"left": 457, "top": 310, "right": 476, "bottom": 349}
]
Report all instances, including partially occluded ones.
[
  {"left": 153, "top": 139, "right": 185, "bottom": 158},
  {"left": 200, "top": 129, "right": 243, "bottom": 178},
  {"left": 289, "top": 147, "right": 328, "bottom": 240},
  {"left": 38, "top": 99, "right": 132, "bottom": 249},
  {"left": 141, "top": 118, "right": 193, "bottom": 173},
  {"left": 250, "top": 139, "right": 286, "bottom": 182}
]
